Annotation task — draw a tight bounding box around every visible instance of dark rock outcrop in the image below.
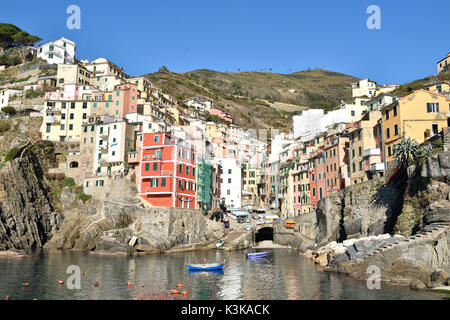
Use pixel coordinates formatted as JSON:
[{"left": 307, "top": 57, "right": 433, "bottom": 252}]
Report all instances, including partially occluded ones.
[{"left": 0, "top": 143, "right": 61, "bottom": 250}]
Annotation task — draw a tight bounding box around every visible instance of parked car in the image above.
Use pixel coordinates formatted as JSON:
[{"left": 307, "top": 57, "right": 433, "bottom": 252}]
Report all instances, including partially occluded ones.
[
  {"left": 252, "top": 214, "right": 260, "bottom": 220},
  {"left": 245, "top": 218, "right": 250, "bottom": 223}
]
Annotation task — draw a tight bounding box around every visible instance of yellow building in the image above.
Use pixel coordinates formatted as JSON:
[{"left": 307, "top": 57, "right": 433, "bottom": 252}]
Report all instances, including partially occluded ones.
[
  {"left": 57, "top": 64, "right": 92, "bottom": 87},
  {"left": 127, "top": 77, "right": 153, "bottom": 103},
  {"left": 41, "top": 100, "right": 94, "bottom": 142},
  {"left": 348, "top": 110, "right": 382, "bottom": 185},
  {"left": 382, "top": 89, "right": 450, "bottom": 163},
  {"left": 437, "top": 53, "right": 450, "bottom": 75},
  {"left": 424, "top": 82, "right": 450, "bottom": 94}
]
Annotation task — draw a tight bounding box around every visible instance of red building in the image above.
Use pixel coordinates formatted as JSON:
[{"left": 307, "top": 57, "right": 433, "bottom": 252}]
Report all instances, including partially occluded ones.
[{"left": 138, "top": 132, "right": 197, "bottom": 208}]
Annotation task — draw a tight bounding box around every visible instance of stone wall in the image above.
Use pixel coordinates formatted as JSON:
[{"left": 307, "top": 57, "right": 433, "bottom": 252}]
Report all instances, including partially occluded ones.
[{"left": 444, "top": 127, "right": 450, "bottom": 152}]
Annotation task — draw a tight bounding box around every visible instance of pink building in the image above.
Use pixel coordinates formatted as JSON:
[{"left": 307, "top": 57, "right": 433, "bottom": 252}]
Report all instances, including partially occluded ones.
[
  {"left": 324, "top": 134, "right": 349, "bottom": 196},
  {"left": 209, "top": 107, "right": 233, "bottom": 123},
  {"left": 113, "top": 83, "right": 139, "bottom": 118}
]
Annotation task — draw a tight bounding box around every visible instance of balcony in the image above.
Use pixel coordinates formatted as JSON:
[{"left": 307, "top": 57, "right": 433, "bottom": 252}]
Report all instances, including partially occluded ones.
[
  {"left": 364, "top": 148, "right": 381, "bottom": 157},
  {"left": 370, "top": 162, "right": 385, "bottom": 172},
  {"left": 45, "top": 116, "right": 59, "bottom": 124}
]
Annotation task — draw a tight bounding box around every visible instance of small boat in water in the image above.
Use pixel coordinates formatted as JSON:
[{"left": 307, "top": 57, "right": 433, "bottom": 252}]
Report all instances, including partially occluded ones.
[
  {"left": 247, "top": 252, "right": 269, "bottom": 258},
  {"left": 187, "top": 262, "right": 225, "bottom": 271}
]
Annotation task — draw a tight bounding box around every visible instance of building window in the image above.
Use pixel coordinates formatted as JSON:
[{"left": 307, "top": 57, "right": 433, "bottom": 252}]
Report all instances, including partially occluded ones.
[
  {"left": 154, "top": 135, "right": 159, "bottom": 143},
  {"left": 427, "top": 103, "right": 439, "bottom": 113},
  {"left": 385, "top": 110, "right": 390, "bottom": 120},
  {"left": 70, "top": 113, "right": 74, "bottom": 120},
  {"left": 153, "top": 163, "right": 158, "bottom": 171},
  {"left": 394, "top": 124, "right": 399, "bottom": 136},
  {"left": 145, "top": 163, "right": 150, "bottom": 172},
  {"left": 388, "top": 146, "right": 392, "bottom": 157},
  {"left": 161, "top": 178, "right": 166, "bottom": 187},
  {"left": 393, "top": 105, "right": 397, "bottom": 116},
  {"left": 386, "top": 128, "right": 390, "bottom": 139}
]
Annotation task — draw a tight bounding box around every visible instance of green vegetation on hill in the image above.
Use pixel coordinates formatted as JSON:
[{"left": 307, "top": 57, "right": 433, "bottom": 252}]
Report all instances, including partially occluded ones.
[
  {"left": 144, "top": 68, "right": 358, "bottom": 130},
  {"left": 390, "top": 72, "right": 450, "bottom": 97}
]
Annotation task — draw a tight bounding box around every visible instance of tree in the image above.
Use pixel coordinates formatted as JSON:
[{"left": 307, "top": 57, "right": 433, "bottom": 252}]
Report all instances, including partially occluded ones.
[
  {"left": 12, "top": 31, "right": 41, "bottom": 64},
  {"left": 158, "top": 66, "right": 169, "bottom": 73},
  {"left": 0, "top": 23, "right": 21, "bottom": 48}
]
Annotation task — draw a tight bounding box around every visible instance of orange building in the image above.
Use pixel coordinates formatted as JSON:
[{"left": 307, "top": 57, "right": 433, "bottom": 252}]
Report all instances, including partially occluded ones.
[{"left": 138, "top": 132, "right": 197, "bottom": 208}]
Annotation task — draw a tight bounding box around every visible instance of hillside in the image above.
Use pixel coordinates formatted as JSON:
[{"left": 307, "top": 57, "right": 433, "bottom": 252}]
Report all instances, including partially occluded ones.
[
  {"left": 144, "top": 68, "right": 359, "bottom": 131},
  {"left": 390, "top": 72, "right": 450, "bottom": 97}
]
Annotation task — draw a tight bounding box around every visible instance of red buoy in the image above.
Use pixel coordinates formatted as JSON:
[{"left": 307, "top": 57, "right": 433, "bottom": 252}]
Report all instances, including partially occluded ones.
[
  {"left": 127, "top": 282, "right": 132, "bottom": 287},
  {"left": 94, "top": 282, "right": 99, "bottom": 287},
  {"left": 58, "top": 280, "right": 64, "bottom": 285},
  {"left": 177, "top": 283, "right": 183, "bottom": 289},
  {"left": 5, "top": 296, "right": 10, "bottom": 301},
  {"left": 170, "top": 289, "right": 179, "bottom": 295},
  {"left": 182, "top": 291, "right": 187, "bottom": 296}
]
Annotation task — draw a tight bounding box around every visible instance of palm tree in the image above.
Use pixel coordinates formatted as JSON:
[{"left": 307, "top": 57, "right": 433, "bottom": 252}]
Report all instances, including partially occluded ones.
[{"left": 393, "top": 137, "right": 420, "bottom": 168}]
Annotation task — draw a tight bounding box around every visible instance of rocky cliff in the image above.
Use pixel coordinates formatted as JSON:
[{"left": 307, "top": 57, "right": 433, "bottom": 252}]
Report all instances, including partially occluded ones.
[
  {"left": 43, "top": 178, "right": 226, "bottom": 255},
  {"left": 0, "top": 142, "right": 61, "bottom": 250},
  {"left": 302, "top": 150, "right": 450, "bottom": 287},
  {"left": 0, "top": 140, "right": 225, "bottom": 254}
]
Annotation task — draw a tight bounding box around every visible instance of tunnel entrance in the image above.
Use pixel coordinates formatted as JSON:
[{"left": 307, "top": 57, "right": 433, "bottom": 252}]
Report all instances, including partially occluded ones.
[{"left": 255, "top": 227, "right": 274, "bottom": 243}]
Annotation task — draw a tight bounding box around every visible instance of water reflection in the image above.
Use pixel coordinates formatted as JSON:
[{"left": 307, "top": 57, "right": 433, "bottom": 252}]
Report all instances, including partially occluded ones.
[{"left": 0, "top": 249, "right": 446, "bottom": 300}]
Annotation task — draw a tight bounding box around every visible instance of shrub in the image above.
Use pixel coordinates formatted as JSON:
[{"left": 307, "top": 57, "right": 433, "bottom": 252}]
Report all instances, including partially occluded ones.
[
  {"left": 78, "top": 192, "right": 92, "bottom": 203},
  {"left": 62, "top": 177, "right": 76, "bottom": 188},
  {"left": 4, "top": 147, "right": 19, "bottom": 162},
  {"left": 1, "top": 106, "right": 16, "bottom": 115},
  {"left": 0, "top": 121, "right": 11, "bottom": 133}
]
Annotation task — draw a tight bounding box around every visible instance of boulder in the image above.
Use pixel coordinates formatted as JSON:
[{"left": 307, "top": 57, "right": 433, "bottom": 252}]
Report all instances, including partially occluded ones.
[
  {"left": 410, "top": 279, "right": 427, "bottom": 290},
  {"left": 431, "top": 270, "right": 449, "bottom": 287},
  {"left": 423, "top": 201, "right": 450, "bottom": 225}
]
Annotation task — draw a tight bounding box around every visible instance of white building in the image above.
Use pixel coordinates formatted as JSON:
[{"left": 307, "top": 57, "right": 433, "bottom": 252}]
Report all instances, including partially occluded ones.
[
  {"left": 184, "top": 96, "right": 213, "bottom": 112},
  {"left": 366, "top": 93, "right": 399, "bottom": 111},
  {"left": 338, "top": 97, "right": 370, "bottom": 123},
  {"left": 352, "top": 79, "right": 377, "bottom": 98},
  {"left": 215, "top": 157, "right": 242, "bottom": 208},
  {"left": 37, "top": 37, "right": 76, "bottom": 65},
  {"left": 92, "top": 117, "right": 135, "bottom": 177},
  {"left": 292, "top": 109, "right": 325, "bottom": 141},
  {"left": 84, "top": 58, "right": 128, "bottom": 91},
  {"left": 0, "top": 89, "right": 23, "bottom": 109}
]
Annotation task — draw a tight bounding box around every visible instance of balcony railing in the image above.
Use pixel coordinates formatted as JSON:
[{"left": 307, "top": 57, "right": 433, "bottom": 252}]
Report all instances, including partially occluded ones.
[
  {"left": 364, "top": 148, "right": 381, "bottom": 157},
  {"left": 370, "top": 162, "right": 385, "bottom": 172},
  {"left": 45, "top": 116, "right": 59, "bottom": 124}
]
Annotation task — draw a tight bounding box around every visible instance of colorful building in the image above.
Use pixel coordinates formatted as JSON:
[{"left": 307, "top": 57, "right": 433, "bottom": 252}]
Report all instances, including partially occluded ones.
[
  {"left": 382, "top": 89, "right": 450, "bottom": 164},
  {"left": 138, "top": 132, "right": 197, "bottom": 208}
]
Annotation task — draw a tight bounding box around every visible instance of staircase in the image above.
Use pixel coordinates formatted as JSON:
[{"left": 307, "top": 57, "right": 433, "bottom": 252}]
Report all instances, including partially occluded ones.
[{"left": 355, "top": 223, "right": 450, "bottom": 262}]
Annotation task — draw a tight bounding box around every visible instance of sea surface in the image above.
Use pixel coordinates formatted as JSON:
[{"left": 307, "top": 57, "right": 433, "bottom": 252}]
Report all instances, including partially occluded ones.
[{"left": 0, "top": 248, "right": 447, "bottom": 300}]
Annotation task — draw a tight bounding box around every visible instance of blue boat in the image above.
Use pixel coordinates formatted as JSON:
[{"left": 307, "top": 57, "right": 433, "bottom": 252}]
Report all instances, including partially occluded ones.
[
  {"left": 187, "top": 262, "right": 225, "bottom": 271},
  {"left": 247, "top": 252, "right": 269, "bottom": 258}
]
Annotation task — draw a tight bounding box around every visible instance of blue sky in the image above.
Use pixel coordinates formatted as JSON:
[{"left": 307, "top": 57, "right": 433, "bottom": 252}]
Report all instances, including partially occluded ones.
[{"left": 1, "top": 0, "right": 449, "bottom": 84}]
